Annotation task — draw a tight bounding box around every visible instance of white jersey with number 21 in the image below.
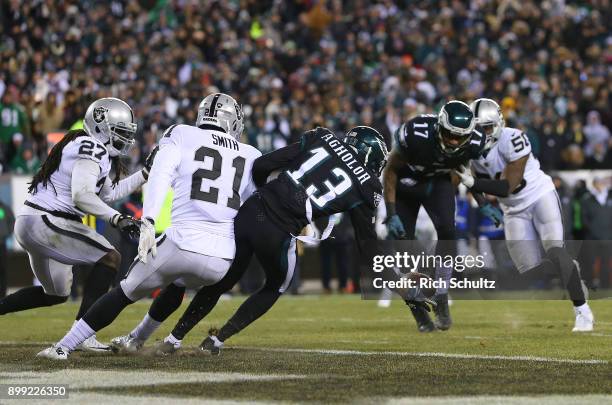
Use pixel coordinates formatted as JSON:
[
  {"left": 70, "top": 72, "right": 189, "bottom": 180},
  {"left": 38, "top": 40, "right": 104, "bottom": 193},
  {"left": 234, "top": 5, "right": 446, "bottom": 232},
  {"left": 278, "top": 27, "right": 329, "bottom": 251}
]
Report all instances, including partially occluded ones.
[
  {"left": 144, "top": 124, "right": 261, "bottom": 259},
  {"left": 471, "top": 127, "right": 554, "bottom": 214}
]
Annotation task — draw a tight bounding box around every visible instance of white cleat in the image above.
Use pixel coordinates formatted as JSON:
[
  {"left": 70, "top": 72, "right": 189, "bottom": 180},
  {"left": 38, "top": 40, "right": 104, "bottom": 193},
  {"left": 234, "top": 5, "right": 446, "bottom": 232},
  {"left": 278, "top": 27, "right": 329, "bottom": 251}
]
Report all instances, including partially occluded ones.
[
  {"left": 572, "top": 304, "right": 594, "bottom": 332},
  {"left": 110, "top": 334, "right": 144, "bottom": 354},
  {"left": 377, "top": 299, "right": 391, "bottom": 308},
  {"left": 154, "top": 339, "right": 181, "bottom": 356},
  {"left": 37, "top": 345, "right": 69, "bottom": 360},
  {"left": 75, "top": 335, "right": 111, "bottom": 352}
]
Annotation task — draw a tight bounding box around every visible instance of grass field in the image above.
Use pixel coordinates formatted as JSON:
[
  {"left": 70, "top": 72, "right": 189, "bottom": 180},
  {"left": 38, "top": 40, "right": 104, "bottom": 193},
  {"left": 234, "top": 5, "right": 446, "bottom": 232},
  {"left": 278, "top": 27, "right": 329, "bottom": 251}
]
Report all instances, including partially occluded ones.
[{"left": 0, "top": 295, "right": 611, "bottom": 404}]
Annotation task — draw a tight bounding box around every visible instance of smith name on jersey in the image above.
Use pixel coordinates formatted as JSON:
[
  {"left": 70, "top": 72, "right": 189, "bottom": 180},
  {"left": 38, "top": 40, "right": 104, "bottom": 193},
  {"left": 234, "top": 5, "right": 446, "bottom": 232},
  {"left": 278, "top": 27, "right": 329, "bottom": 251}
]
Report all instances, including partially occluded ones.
[
  {"left": 471, "top": 127, "right": 555, "bottom": 214},
  {"left": 394, "top": 114, "right": 485, "bottom": 182},
  {"left": 146, "top": 124, "right": 261, "bottom": 259},
  {"left": 25, "top": 130, "right": 111, "bottom": 217},
  {"left": 256, "top": 127, "right": 382, "bottom": 238}
]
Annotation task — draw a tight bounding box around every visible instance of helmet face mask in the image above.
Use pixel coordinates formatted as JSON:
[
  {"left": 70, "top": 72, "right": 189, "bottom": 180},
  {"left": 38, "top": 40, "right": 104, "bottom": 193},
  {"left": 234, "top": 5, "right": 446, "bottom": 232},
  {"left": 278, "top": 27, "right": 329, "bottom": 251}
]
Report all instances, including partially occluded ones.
[
  {"left": 470, "top": 98, "right": 504, "bottom": 151},
  {"left": 84, "top": 98, "right": 137, "bottom": 157},
  {"left": 196, "top": 93, "right": 244, "bottom": 140},
  {"left": 437, "top": 100, "right": 476, "bottom": 155}
]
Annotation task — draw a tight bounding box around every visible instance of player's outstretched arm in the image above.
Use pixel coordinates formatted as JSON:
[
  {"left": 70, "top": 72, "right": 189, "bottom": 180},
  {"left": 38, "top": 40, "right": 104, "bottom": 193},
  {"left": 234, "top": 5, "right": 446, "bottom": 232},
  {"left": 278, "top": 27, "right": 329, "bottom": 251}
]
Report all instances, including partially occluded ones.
[
  {"left": 455, "top": 155, "right": 528, "bottom": 197},
  {"left": 382, "top": 149, "right": 407, "bottom": 238},
  {"left": 252, "top": 141, "right": 303, "bottom": 186},
  {"left": 99, "top": 147, "right": 159, "bottom": 203}
]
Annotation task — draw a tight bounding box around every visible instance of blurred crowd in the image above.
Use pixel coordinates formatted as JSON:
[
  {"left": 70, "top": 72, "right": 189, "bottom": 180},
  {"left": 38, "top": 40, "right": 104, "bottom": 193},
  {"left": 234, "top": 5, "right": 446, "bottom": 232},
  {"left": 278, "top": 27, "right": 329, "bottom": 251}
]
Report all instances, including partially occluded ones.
[{"left": 1, "top": 0, "right": 611, "bottom": 175}]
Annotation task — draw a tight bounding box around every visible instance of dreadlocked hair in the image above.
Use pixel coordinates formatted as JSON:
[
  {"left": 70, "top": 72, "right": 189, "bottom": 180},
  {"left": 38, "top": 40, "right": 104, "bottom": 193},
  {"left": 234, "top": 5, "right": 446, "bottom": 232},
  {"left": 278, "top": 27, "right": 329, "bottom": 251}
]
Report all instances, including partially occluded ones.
[
  {"left": 110, "top": 155, "right": 128, "bottom": 185},
  {"left": 28, "top": 129, "right": 88, "bottom": 194}
]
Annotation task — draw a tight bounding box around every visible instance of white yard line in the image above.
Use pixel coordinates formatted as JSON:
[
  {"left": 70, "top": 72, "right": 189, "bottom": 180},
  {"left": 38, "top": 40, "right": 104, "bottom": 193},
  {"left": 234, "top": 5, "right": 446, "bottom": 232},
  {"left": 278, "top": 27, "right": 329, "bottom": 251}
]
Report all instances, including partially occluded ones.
[{"left": 239, "top": 347, "right": 608, "bottom": 365}]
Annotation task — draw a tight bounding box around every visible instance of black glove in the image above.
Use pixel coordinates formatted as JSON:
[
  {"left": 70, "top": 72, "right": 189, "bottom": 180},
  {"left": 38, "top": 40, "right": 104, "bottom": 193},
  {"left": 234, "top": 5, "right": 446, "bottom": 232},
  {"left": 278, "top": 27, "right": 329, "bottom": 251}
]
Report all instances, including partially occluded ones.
[
  {"left": 142, "top": 146, "right": 159, "bottom": 180},
  {"left": 405, "top": 299, "right": 436, "bottom": 313},
  {"left": 110, "top": 214, "right": 140, "bottom": 239}
]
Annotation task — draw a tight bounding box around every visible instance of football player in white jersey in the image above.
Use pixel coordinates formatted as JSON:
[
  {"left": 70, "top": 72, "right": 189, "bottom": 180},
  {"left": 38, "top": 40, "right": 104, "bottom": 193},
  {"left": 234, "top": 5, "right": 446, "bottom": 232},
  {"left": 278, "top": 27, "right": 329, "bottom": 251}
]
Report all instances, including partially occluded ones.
[
  {"left": 38, "top": 93, "right": 262, "bottom": 360},
  {"left": 0, "top": 97, "right": 153, "bottom": 351},
  {"left": 454, "top": 98, "right": 594, "bottom": 332}
]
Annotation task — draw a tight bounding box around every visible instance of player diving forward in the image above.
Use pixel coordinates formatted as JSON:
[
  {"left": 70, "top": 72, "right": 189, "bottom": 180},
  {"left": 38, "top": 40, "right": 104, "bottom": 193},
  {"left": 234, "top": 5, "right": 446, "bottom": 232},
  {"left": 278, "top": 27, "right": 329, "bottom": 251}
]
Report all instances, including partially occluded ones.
[
  {"left": 37, "top": 93, "right": 262, "bottom": 360},
  {"left": 0, "top": 98, "right": 149, "bottom": 351},
  {"left": 116, "top": 125, "right": 398, "bottom": 355},
  {"left": 454, "top": 98, "right": 594, "bottom": 332}
]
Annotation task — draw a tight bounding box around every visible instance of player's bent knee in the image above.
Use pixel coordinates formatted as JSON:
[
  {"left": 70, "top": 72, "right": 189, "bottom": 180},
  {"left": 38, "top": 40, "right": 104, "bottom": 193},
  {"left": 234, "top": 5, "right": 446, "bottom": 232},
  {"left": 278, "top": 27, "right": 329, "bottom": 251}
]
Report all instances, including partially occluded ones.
[{"left": 43, "top": 294, "right": 69, "bottom": 306}]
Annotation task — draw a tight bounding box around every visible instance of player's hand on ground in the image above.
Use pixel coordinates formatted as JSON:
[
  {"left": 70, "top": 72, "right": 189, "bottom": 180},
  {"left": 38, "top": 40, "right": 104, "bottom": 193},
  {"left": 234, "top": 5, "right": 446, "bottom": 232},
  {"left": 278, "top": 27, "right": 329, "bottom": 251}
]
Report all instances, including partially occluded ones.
[
  {"left": 385, "top": 214, "right": 406, "bottom": 239},
  {"left": 453, "top": 164, "right": 475, "bottom": 188},
  {"left": 142, "top": 146, "right": 159, "bottom": 180},
  {"left": 137, "top": 217, "right": 156, "bottom": 263},
  {"left": 479, "top": 203, "right": 503, "bottom": 227},
  {"left": 110, "top": 214, "right": 140, "bottom": 239}
]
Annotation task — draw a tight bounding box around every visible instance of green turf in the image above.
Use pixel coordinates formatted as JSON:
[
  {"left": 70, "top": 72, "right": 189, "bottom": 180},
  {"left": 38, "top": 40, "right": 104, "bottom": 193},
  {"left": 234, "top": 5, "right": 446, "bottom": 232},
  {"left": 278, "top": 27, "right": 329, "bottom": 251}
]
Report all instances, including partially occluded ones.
[{"left": 0, "top": 296, "right": 611, "bottom": 402}]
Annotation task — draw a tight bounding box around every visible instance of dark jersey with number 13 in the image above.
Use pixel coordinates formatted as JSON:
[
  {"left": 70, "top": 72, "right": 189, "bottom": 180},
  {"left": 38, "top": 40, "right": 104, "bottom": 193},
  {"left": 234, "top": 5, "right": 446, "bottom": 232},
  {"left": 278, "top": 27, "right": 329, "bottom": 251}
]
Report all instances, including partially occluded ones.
[{"left": 252, "top": 127, "right": 383, "bottom": 240}]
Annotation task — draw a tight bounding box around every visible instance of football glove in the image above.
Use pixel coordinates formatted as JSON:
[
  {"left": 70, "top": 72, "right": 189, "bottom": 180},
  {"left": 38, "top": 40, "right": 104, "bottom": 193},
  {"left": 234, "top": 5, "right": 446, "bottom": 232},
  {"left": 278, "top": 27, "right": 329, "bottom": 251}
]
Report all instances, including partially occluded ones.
[
  {"left": 137, "top": 217, "right": 157, "bottom": 263},
  {"left": 454, "top": 164, "right": 475, "bottom": 188},
  {"left": 142, "top": 146, "right": 159, "bottom": 180},
  {"left": 479, "top": 203, "right": 503, "bottom": 227},
  {"left": 110, "top": 214, "right": 140, "bottom": 239},
  {"left": 386, "top": 214, "right": 406, "bottom": 239}
]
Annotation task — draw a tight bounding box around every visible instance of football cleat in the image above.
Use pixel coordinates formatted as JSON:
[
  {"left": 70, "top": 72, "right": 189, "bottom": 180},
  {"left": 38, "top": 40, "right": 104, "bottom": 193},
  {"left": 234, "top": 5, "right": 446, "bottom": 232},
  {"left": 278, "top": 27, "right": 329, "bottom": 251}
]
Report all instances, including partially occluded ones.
[
  {"left": 154, "top": 339, "right": 181, "bottom": 356},
  {"left": 75, "top": 335, "right": 111, "bottom": 352},
  {"left": 572, "top": 304, "right": 594, "bottom": 332},
  {"left": 37, "top": 345, "right": 69, "bottom": 360},
  {"left": 406, "top": 301, "right": 436, "bottom": 333},
  {"left": 433, "top": 294, "right": 453, "bottom": 331},
  {"left": 110, "top": 334, "right": 144, "bottom": 354},
  {"left": 200, "top": 335, "right": 224, "bottom": 355}
]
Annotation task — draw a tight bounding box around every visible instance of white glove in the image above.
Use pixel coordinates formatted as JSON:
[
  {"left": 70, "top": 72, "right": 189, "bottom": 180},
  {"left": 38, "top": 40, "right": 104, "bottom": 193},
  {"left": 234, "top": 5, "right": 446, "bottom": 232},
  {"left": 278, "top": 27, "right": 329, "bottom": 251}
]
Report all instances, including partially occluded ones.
[
  {"left": 137, "top": 217, "right": 157, "bottom": 263},
  {"left": 454, "top": 164, "right": 475, "bottom": 188}
]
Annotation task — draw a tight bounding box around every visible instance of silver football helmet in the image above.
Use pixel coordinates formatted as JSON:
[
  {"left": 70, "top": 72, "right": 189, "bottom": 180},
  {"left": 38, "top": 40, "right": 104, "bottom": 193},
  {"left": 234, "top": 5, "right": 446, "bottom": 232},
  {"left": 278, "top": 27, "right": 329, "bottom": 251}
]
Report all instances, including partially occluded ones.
[
  {"left": 470, "top": 98, "right": 505, "bottom": 151},
  {"left": 196, "top": 93, "right": 244, "bottom": 140},
  {"left": 83, "top": 97, "right": 137, "bottom": 157}
]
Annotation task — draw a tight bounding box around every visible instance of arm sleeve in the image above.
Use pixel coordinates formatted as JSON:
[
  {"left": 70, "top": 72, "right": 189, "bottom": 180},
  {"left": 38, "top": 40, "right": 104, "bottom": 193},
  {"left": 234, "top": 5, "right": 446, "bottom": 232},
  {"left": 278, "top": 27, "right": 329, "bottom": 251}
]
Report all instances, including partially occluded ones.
[
  {"left": 349, "top": 202, "right": 377, "bottom": 241},
  {"left": 99, "top": 171, "right": 146, "bottom": 203},
  {"left": 471, "top": 178, "right": 511, "bottom": 198},
  {"left": 71, "top": 159, "right": 120, "bottom": 221},
  {"left": 142, "top": 140, "right": 181, "bottom": 221},
  {"left": 252, "top": 141, "right": 303, "bottom": 187}
]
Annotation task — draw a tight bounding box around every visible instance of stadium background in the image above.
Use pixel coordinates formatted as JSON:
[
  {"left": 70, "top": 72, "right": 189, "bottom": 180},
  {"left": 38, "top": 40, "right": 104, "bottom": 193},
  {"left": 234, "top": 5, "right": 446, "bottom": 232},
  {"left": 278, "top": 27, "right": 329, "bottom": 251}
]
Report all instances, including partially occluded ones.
[{"left": 0, "top": 0, "right": 610, "bottom": 295}]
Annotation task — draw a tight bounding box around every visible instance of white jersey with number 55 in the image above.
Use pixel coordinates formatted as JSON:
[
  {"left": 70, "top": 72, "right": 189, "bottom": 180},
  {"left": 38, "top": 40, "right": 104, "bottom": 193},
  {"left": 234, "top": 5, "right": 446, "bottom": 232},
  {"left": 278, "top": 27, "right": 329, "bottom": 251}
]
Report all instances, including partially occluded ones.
[
  {"left": 471, "top": 127, "right": 554, "bottom": 214},
  {"left": 144, "top": 124, "right": 261, "bottom": 259}
]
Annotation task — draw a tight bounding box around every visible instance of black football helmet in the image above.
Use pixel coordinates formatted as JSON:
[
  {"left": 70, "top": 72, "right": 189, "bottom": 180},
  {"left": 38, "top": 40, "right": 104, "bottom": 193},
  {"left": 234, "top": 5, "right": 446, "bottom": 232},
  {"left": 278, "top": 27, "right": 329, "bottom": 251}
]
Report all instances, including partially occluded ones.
[
  {"left": 436, "top": 100, "right": 476, "bottom": 155},
  {"left": 344, "top": 126, "right": 388, "bottom": 176}
]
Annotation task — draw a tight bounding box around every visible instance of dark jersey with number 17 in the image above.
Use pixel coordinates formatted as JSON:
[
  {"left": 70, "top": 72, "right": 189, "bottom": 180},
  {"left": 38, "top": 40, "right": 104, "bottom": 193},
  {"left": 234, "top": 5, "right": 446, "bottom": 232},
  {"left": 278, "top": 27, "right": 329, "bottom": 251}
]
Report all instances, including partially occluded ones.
[
  {"left": 394, "top": 114, "right": 485, "bottom": 182},
  {"left": 252, "top": 127, "right": 383, "bottom": 240}
]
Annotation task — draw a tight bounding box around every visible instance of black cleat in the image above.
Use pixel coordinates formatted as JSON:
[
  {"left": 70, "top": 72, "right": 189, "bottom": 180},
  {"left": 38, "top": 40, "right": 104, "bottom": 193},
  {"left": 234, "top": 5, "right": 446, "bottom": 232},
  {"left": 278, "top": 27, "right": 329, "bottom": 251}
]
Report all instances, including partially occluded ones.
[
  {"left": 200, "top": 336, "right": 223, "bottom": 355},
  {"left": 433, "top": 294, "right": 452, "bottom": 331},
  {"left": 406, "top": 301, "right": 436, "bottom": 332}
]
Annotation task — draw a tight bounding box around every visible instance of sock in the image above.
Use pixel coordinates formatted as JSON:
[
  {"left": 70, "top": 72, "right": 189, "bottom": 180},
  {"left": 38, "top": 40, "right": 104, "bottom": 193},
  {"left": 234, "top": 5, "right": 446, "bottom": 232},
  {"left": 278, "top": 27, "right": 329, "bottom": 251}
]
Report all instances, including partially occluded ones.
[
  {"left": 148, "top": 283, "right": 185, "bottom": 322},
  {"left": 130, "top": 313, "right": 162, "bottom": 342},
  {"left": 0, "top": 286, "right": 67, "bottom": 315},
  {"left": 58, "top": 319, "right": 95, "bottom": 351},
  {"left": 217, "top": 289, "right": 281, "bottom": 342},
  {"left": 171, "top": 291, "right": 223, "bottom": 340},
  {"left": 434, "top": 265, "right": 452, "bottom": 295},
  {"left": 82, "top": 287, "right": 133, "bottom": 331},
  {"left": 164, "top": 333, "right": 181, "bottom": 347},
  {"left": 76, "top": 263, "right": 116, "bottom": 320},
  {"left": 567, "top": 265, "right": 586, "bottom": 306}
]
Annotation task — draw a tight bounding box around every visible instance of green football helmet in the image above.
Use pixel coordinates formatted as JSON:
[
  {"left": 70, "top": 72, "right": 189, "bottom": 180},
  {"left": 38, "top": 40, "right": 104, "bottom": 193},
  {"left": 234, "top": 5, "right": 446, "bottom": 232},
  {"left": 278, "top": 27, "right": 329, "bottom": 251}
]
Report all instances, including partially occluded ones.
[
  {"left": 344, "top": 126, "right": 388, "bottom": 176},
  {"left": 437, "top": 100, "right": 476, "bottom": 155}
]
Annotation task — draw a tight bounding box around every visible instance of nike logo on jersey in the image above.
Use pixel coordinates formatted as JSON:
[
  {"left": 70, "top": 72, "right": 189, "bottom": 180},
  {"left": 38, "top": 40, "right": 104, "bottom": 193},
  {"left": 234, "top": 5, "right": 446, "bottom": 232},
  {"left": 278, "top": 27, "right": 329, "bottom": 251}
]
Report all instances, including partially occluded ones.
[
  {"left": 212, "top": 134, "right": 239, "bottom": 151},
  {"left": 320, "top": 132, "right": 372, "bottom": 184}
]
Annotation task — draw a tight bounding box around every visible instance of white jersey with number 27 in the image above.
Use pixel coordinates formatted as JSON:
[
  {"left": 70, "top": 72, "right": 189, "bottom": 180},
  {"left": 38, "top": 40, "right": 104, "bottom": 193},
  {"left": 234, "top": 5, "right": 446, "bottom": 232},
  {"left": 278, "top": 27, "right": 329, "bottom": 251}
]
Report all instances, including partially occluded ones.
[
  {"left": 471, "top": 127, "right": 554, "bottom": 214},
  {"left": 144, "top": 124, "right": 261, "bottom": 259}
]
